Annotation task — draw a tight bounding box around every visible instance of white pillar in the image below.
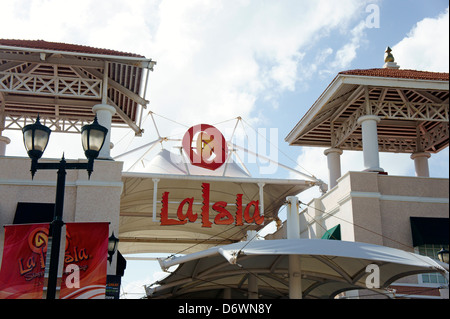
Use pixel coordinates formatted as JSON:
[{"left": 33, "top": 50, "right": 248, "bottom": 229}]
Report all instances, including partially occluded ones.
[
  {"left": 286, "top": 196, "right": 302, "bottom": 299},
  {"left": 289, "top": 255, "right": 302, "bottom": 299},
  {"left": 308, "top": 198, "right": 325, "bottom": 239},
  {"left": 248, "top": 274, "right": 258, "bottom": 299},
  {"left": 152, "top": 178, "right": 160, "bottom": 222},
  {"left": 0, "top": 98, "right": 9, "bottom": 156},
  {"left": 357, "top": 115, "right": 383, "bottom": 172},
  {"left": 439, "top": 287, "right": 449, "bottom": 299},
  {"left": 223, "top": 288, "right": 232, "bottom": 299},
  {"left": 410, "top": 152, "right": 431, "bottom": 177},
  {"left": 258, "top": 182, "right": 265, "bottom": 218},
  {"left": 92, "top": 104, "right": 116, "bottom": 159},
  {"left": 286, "top": 196, "right": 300, "bottom": 240},
  {"left": 0, "top": 136, "right": 10, "bottom": 156},
  {"left": 324, "top": 148, "right": 343, "bottom": 189}
]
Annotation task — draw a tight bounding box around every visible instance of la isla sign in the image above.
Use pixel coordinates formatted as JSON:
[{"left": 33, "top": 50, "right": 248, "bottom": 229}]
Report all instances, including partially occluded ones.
[{"left": 160, "top": 182, "right": 264, "bottom": 227}]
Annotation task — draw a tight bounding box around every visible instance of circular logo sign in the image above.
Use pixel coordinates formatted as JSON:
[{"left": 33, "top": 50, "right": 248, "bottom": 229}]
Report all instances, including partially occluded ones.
[{"left": 182, "top": 124, "right": 228, "bottom": 171}]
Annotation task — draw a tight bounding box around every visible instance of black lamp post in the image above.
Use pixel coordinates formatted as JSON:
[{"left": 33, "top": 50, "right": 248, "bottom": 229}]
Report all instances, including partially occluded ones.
[
  {"left": 437, "top": 247, "right": 449, "bottom": 264},
  {"left": 22, "top": 115, "right": 107, "bottom": 299},
  {"left": 108, "top": 232, "right": 119, "bottom": 264}
]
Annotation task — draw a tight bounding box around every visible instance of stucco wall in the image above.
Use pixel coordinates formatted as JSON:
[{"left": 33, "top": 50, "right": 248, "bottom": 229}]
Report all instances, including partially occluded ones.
[{"left": 270, "top": 171, "right": 449, "bottom": 253}]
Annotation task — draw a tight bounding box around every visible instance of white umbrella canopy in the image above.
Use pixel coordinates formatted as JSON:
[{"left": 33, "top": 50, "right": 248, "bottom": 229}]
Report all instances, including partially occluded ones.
[{"left": 146, "top": 239, "right": 448, "bottom": 299}]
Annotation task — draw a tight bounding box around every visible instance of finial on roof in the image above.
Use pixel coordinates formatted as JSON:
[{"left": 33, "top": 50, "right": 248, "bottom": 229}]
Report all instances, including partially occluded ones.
[
  {"left": 384, "top": 47, "right": 394, "bottom": 62},
  {"left": 383, "top": 46, "right": 400, "bottom": 69}
]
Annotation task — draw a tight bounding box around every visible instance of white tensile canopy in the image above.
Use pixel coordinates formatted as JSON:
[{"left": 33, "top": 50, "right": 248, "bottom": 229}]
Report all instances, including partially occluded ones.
[
  {"left": 145, "top": 239, "right": 449, "bottom": 299},
  {"left": 119, "top": 149, "right": 319, "bottom": 255}
]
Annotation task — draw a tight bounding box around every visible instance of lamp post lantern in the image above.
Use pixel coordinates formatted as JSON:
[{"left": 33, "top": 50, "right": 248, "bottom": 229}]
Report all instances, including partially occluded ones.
[
  {"left": 81, "top": 116, "right": 108, "bottom": 178},
  {"left": 107, "top": 232, "right": 119, "bottom": 264},
  {"left": 22, "top": 115, "right": 108, "bottom": 299},
  {"left": 22, "top": 115, "right": 51, "bottom": 178},
  {"left": 437, "top": 248, "right": 449, "bottom": 264}
]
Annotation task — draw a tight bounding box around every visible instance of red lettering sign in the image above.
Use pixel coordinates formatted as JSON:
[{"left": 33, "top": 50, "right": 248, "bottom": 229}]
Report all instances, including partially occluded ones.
[{"left": 160, "top": 182, "right": 264, "bottom": 227}]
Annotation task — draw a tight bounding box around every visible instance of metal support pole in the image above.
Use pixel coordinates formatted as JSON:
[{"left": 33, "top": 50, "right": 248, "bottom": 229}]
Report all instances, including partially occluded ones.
[
  {"left": 289, "top": 255, "right": 302, "bottom": 299},
  {"left": 286, "top": 196, "right": 302, "bottom": 299},
  {"left": 152, "top": 178, "right": 160, "bottom": 222},
  {"left": 46, "top": 157, "right": 67, "bottom": 299},
  {"left": 258, "top": 182, "right": 265, "bottom": 217},
  {"left": 248, "top": 274, "right": 258, "bottom": 299},
  {"left": 286, "top": 196, "right": 300, "bottom": 240},
  {"left": 30, "top": 156, "right": 93, "bottom": 299}
]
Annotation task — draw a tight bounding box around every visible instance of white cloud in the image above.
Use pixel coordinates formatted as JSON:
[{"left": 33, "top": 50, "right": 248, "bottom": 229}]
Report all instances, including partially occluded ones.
[
  {"left": 1, "top": 0, "right": 374, "bottom": 149},
  {"left": 330, "top": 20, "right": 368, "bottom": 70},
  {"left": 121, "top": 278, "right": 148, "bottom": 299},
  {"left": 393, "top": 7, "right": 449, "bottom": 72},
  {"left": 143, "top": 0, "right": 373, "bottom": 125}
]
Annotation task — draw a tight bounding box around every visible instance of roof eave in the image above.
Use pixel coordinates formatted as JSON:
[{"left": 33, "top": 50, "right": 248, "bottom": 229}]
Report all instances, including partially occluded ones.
[
  {"left": 0, "top": 44, "right": 156, "bottom": 69},
  {"left": 285, "top": 73, "right": 449, "bottom": 145},
  {"left": 340, "top": 74, "right": 449, "bottom": 90},
  {"left": 285, "top": 74, "right": 344, "bottom": 144}
]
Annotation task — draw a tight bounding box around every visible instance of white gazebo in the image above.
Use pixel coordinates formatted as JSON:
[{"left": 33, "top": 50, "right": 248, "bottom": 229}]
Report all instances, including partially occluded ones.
[
  {"left": 285, "top": 50, "right": 449, "bottom": 188},
  {"left": 0, "top": 39, "right": 156, "bottom": 158}
]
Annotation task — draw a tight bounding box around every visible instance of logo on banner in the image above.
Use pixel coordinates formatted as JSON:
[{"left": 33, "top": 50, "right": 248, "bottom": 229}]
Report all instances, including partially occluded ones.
[
  {"left": 0, "top": 222, "right": 108, "bottom": 299},
  {"left": 182, "top": 124, "right": 228, "bottom": 171},
  {"left": 19, "top": 226, "right": 49, "bottom": 281},
  {"left": 0, "top": 224, "right": 50, "bottom": 299}
]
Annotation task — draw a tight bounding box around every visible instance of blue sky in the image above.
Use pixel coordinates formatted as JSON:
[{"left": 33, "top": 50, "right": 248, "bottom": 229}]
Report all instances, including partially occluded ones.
[{"left": 1, "top": 0, "right": 449, "bottom": 298}]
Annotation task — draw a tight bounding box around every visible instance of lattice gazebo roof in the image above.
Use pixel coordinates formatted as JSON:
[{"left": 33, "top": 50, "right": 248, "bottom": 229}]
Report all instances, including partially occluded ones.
[
  {"left": 0, "top": 39, "right": 156, "bottom": 136},
  {"left": 286, "top": 68, "right": 449, "bottom": 154}
]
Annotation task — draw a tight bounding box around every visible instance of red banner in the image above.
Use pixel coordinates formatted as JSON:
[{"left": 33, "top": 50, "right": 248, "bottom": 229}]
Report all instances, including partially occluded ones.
[
  {"left": 59, "top": 222, "right": 108, "bottom": 299},
  {"left": 0, "top": 222, "right": 109, "bottom": 299},
  {"left": 0, "top": 223, "right": 50, "bottom": 299}
]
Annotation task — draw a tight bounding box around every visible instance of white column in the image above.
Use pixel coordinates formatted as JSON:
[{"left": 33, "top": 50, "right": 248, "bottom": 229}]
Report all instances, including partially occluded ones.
[
  {"left": 308, "top": 198, "right": 325, "bottom": 239},
  {"left": 92, "top": 104, "right": 116, "bottom": 159},
  {"left": 289, "top": 255, "right": 302, "bottom": 299},
  {"left": 258, "top": 182, "right": 265, "bottom": 218},
  {"left": 0, "top": 136, "right": 10, "bottom": 156},
  {"left": 286, "top": 196, "right": 302, "bottom": 299},
  {"left": 410, "top": 152, "right": 431, "bottom": 177},
  {"left": 0, "top": 99, "right": 10, "bottom": 156},
  {"left": 439, "top": 287, "right": 449, "bottom": 299},
  {"left": 357, "top": 115, "right": 383, "bottom": 172},
  {"left": 324, "top": 148, "right": 343, "bottom": 189},
  {"left": 286, "top": 196, "right": 300, "bottom": 240},
  {"left": 248, "top": 274, "right": 258, "bottom": 299},
  {"left": 152, "top": 178, "right": 160, "bottom": 222},
  {"left": 223, "top": 288, "right": 232, "bottom": 299}
]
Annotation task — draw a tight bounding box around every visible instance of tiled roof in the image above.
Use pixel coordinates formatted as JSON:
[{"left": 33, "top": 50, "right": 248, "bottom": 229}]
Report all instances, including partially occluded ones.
[
  {"left": 339, "top": 68, "right": 449, "bottom": 81},
  {"left": 0, "top": 38, "right": 145, "bottom": 58}
]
